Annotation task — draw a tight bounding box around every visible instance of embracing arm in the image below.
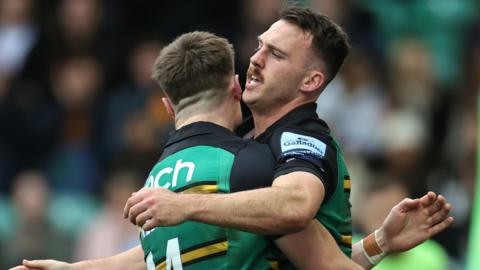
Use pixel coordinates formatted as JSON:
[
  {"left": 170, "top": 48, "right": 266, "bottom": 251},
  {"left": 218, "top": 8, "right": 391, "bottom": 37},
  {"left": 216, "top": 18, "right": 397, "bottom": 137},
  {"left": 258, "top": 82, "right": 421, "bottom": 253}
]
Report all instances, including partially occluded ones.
[
  {"left": 276, "top": 220, "right": 363, "bottom": 270},
  {"left": 124, "top": 171, "right": 325, "bottom": 234},
  {"left": 9, "top": 245, "right": 145, "bottom": 270}
]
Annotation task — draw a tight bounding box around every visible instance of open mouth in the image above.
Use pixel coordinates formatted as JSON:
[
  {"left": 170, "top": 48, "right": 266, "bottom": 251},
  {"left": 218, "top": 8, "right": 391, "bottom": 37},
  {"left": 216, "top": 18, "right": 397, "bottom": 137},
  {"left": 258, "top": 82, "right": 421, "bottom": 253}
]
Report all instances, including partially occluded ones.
[{"left": 246, "top": 68, "right": 263, "bottom": 89}]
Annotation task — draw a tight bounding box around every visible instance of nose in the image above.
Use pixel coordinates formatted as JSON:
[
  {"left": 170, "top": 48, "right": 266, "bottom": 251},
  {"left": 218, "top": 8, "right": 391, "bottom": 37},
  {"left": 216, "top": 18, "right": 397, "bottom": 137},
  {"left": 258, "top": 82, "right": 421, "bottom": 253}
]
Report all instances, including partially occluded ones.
[{"left": 250, "top": 47, "right": 265, "bottom": 69}]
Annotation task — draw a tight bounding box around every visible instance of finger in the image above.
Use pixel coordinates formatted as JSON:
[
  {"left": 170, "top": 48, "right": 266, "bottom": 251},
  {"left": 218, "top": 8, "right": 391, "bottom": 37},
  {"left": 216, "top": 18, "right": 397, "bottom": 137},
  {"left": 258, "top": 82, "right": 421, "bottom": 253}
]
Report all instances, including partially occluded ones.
[
  {"left": 8, "top": 266, "right": 29, "bottom": 270},
  {"left": 129, "top": 201, "right": 150, "bottom": 225},
  {"left": 123, "top": 189, "right": 148, "bottom": 218},
  {"left": 429, "top": 203, "right": 451, "bottom": 225},
  {"left": 429, "top": 216, "right": 454, "bottom": 236},
  {"left": 136, "top": 210, "right": 152, "bottom": 227},
  {"left": 143, "top": 218, "right": 157, "bottom": 231},
  {"left": 398, "top": 198, "right": 419, "bottom": 213},
  {"left": 131, "top": 187, "right": 146, "bottom": 196},
  {"left": 426, "top": 196, "right": 446, "bottom": 216},
  {"left": 419, "top": 191, "right": 436, "bottom": 207},
  {"left": 23, "top": 259, "right": 44, "bottom": 267},
  {"left": 437, "top": 195, "right": 447, "bottom": 208},
  {"left": 23, "top": 259, "right": 52, "bottom": 268}
]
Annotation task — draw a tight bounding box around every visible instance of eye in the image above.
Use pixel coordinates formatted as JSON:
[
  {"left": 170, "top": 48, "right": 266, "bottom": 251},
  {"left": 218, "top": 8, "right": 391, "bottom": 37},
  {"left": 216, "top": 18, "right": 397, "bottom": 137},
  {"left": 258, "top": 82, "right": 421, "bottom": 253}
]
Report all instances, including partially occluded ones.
[{"left": 271, "top": 50, "right": 283, "bottom": 59}]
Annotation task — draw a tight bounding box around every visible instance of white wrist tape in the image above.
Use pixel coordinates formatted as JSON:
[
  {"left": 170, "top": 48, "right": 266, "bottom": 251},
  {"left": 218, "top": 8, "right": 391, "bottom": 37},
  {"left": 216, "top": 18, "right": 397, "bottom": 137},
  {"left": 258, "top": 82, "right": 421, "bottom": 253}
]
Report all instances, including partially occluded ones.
[{"left": 361, "top": 229, "right": 386, "bottom": 266}]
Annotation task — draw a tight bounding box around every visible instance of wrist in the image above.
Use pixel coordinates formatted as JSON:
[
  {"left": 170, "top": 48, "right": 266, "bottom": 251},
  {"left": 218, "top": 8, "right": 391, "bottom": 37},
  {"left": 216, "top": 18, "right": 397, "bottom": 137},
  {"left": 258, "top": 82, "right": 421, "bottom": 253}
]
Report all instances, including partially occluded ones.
[
  {"left": 375, "top": 227, "right": 390, "bottom": 254},
  {"left": 181, "top": 193, "right": 205, "bottom": 220},
  {"left": 361, "top": 229, "right": 387, "bottom": 266}
]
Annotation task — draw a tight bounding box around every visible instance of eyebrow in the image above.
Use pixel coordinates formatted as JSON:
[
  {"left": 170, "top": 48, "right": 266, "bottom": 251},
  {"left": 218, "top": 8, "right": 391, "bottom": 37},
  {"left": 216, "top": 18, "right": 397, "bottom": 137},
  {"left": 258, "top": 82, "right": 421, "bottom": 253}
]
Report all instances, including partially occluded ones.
[{"left": 257, "top": 36, "right": 288, "bottom": 57}]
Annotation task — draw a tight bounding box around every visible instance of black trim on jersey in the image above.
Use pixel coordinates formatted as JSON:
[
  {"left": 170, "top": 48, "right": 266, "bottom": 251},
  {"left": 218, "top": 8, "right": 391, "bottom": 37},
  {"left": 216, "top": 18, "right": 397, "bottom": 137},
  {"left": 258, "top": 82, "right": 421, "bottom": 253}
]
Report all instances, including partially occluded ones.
[
  {"left": 159, "top": 121, "right": 276, "bottom": 193},
  {"left": 156, "top": 237, "right": 228, "bottom": 267},
  {"left": 175, "top": 181, "right": 221, "bottom": 193},
  {"left": 161, "top": 122, "right": 247, "bottom": 158},
  {"left": 183, "top": 250, "right": 228, "bottom": 267},
  {"left": 343, "top": 175, "right": 351, "bottom": 194},
  {"left": 181, "top": 236, "right": 227, "bottom": 254},
  {"left": 255, "top": 103, "right": 330, "bottom": 141},
  {"left": 254, "top": 103, "right": 338, "bottom": 202},
  {"left": 339, "top": 242, "right": 352, "bottom": 249}
]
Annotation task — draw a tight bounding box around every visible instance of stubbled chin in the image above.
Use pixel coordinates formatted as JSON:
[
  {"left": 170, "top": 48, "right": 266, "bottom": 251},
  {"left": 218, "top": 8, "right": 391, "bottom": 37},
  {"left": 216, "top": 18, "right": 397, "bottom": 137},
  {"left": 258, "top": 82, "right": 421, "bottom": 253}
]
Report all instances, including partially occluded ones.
[
  {"left": 242, "top": 91, "right": 256, "bottom": 105},
  {"left": 242, "top": 89, "right": 260, "bottom": 106}
]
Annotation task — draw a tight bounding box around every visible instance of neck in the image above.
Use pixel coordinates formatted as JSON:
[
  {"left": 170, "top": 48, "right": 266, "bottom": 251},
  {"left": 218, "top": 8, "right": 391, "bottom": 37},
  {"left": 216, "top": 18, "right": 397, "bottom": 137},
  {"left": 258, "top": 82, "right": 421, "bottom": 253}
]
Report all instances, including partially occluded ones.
[
  {"left": 175, "top": 102, "right": 236, "bottom": 132},
  {"left": 252, "top": 99, "right": 311, "bottom": 137}
]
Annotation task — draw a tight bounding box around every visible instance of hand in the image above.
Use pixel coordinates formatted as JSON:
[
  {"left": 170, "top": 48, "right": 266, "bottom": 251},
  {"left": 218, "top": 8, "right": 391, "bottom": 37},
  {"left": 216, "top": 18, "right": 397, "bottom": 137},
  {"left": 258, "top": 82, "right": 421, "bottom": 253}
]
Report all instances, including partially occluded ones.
[
  {"left": 9, "top": 259, "right": 71, "bottom": 270},
  {"left": 377, "top": 191, "right": 454, "bottom": 254},
  {"left": 123, "top": 187, "right": 188, "bottom": 230}
]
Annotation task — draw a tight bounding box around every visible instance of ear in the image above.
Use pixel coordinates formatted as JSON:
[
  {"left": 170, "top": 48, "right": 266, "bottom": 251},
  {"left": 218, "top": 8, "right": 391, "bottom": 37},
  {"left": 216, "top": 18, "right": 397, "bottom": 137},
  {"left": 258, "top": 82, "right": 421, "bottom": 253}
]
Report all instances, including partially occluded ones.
[
  {"left": 232, "top": 74, "right": 243, "bottom": 101},
  {"left": 161, "top": 97, "right": 175, "bottom": 118},
  {"left": 300, "top": 70, "right": 325, "bottom": 93}
]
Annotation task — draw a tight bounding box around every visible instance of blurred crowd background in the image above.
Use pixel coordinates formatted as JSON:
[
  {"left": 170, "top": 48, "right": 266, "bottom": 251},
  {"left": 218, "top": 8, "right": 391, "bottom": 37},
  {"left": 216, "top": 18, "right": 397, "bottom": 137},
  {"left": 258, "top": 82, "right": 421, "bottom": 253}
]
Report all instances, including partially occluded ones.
[{"left": 0, "top": 0, "right": 478, "bottom": 269}]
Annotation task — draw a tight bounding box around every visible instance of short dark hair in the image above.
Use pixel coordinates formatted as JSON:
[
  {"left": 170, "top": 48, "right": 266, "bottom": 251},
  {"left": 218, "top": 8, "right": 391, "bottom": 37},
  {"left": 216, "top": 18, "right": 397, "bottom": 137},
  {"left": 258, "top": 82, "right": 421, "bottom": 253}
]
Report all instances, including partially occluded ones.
[
  {"left": 280, "top": 5, "right": 350, "bottom": 84},
  {"left": 152, "top": 31, "right": 234, "bottom": 107}
]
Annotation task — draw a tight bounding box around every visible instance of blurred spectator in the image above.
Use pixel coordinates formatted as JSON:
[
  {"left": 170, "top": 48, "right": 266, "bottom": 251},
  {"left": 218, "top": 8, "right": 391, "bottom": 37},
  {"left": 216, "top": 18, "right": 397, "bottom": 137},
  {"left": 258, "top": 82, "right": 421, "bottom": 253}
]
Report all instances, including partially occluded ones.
[
  {"left": 45, "top": 55, "right": 103, "bottom": 193},
  {"left": 311, "top": 0, "right": 347, "bottom": 23},
  {"left": 0, "top": 70, "right": 60, "bottom": 193},
  {"left": 19, "top": 0, "right": 122, "bottom": 88},
  {"left": 0, "top": 0, "right": 39, "bottom": 77},
  {"left": 0, "top": 170, "right": 72, "bottom": 269},
  {"left": 310, "top": 0, "right": 380, "bottom": 63},
  {"left": 101, "top": 40, "right": 172, "bottom": 175},
  {"left": 0, "top": 0, "right": 41, "bottom": 190},
  {"left": 316, "top": 49, "right": 387, "bottom": 156},
  {"left": 73, "top": 169, "right": 141, "bottom": 260},
  {"left": 379, "top": 109, "right": 429, "bottom": 197},
  {"left": 57, "top": 0, "right": 102, "bottom": 53},
  {"left": 427, "top": 44, "right": 480, "bottom": 260},
  {"left": 387, "top": 38, "right": 438, "bottom": 116}
]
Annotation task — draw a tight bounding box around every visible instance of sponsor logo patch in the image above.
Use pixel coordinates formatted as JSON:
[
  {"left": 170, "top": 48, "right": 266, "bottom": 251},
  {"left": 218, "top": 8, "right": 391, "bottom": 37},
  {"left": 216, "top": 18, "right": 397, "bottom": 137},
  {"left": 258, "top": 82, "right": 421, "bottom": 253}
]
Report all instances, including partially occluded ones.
[{"left": 280, "top": 132, "right": 326, "bottom": 158}]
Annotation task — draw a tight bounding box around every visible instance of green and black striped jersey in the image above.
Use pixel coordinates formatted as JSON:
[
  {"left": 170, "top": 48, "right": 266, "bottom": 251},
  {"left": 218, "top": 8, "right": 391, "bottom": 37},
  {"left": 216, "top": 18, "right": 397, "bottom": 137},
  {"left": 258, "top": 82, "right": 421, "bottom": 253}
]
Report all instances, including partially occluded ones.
[{"left": 140, "top": 122, "right": 279, "bottom": 270}]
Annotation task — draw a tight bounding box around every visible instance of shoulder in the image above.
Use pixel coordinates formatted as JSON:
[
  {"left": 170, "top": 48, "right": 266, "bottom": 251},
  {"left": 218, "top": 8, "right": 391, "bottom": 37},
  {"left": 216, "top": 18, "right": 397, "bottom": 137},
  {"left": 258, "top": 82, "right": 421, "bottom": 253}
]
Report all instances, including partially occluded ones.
[
  {"left": 268, "top": 120, "right": 334, "bottom": 160},
  {"left": 277, "top": 130, "right": 328, "bottom": 159}
]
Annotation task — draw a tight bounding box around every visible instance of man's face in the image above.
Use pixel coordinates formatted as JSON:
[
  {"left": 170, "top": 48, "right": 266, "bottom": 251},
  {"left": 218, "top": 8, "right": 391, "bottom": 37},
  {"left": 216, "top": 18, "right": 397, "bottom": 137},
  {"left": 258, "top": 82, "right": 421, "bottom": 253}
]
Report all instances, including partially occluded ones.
[{"left": 243, "top": 20, "right": 314, "bottom": 113}]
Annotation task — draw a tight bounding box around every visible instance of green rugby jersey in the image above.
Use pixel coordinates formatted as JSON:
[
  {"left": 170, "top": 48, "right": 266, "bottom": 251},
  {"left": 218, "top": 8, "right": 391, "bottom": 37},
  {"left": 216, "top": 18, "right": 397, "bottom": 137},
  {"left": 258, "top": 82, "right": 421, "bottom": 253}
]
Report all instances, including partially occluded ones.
[
  {"left": 140, "top": 122, "right": 279, "bottom": 270},
  {"left": 254, "top": 102, "right": 352, "bottom": 263}
]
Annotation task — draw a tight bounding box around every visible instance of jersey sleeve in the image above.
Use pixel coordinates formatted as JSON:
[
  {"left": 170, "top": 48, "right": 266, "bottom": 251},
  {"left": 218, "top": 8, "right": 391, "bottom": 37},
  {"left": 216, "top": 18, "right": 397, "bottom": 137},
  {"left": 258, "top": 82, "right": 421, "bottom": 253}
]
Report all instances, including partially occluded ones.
[
  {"left": 229, "top": 141, "right": 276, "bottom": 192},
  {"left": 269, "top": 128, "right": 338, "bottom": 202}
]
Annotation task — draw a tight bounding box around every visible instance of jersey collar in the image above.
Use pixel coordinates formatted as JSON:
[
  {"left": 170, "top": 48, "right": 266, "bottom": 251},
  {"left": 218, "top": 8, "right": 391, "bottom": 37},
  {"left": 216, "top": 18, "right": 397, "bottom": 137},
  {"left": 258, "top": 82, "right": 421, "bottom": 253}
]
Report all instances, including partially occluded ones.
[
  {"left": 165, "top": 122, "right": 233, "bottom": 147},
  {"left": 255, "top": 102, "right": 326, "bottom": 142}
]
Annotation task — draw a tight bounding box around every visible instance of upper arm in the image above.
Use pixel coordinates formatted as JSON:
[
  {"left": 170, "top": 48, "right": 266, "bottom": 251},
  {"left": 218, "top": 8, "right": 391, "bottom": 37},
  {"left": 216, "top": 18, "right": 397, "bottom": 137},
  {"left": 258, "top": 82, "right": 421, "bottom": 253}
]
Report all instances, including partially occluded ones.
[{"left": 269, "top": 129, "right": 338, "bottom": 202}]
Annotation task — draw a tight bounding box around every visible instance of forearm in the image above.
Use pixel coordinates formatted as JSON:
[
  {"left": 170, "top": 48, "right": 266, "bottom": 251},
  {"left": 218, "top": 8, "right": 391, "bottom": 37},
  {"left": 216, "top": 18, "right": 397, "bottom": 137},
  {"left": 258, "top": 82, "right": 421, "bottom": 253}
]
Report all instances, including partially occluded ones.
[
  {"left": 71, "top": 246, "right": 145, "bottom": 270},
  {"left": 183, "top": 185, "right": 313, "bottom": 234},
  {"left": 183, "top": 172, "right": 323, "bottom": 234},
  {"left": 276, "top": 220, "right": 363, "bottom": 270}
]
